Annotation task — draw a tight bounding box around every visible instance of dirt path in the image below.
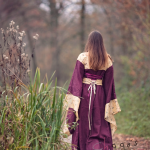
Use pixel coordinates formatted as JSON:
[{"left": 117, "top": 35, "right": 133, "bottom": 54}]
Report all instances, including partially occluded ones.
[
  {"left": 113, "top": 133, "right": 150, "bottom": 150},
  {"left": 62, "top": 134, "right": 150, "bottom": 149}
]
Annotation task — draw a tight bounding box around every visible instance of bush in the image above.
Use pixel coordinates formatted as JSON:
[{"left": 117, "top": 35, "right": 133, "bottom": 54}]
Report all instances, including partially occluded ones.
[
  {"left": 0, "top": 21, "right": 71, "bottom": 150},
  {"left": 0, "top": 68, "right": 71, "bottom": 149}
]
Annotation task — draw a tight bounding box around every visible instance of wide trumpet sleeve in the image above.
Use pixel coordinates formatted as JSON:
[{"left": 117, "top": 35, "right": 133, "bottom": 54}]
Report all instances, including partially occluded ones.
[
  {"left": 103, "top": 64, "right": 121, "bottom": 136},
  {"left": 62, "top": 53, "right": 85, "bottom": 137}
]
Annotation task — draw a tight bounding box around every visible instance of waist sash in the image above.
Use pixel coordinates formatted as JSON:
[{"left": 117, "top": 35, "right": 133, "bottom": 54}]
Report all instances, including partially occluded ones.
[{"left": 82, "top": 77, "right": 102, "bottom": 130}]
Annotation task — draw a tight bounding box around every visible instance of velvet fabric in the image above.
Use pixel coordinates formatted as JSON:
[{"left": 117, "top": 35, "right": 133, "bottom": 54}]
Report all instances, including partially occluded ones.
[{"left": 66, "top": 59, "right": 117, "bottom": 150}]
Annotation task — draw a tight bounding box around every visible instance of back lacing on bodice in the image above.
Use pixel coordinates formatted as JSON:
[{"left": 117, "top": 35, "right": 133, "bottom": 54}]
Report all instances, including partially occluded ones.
[{"left": 82, "top": 73, "right": 103, "bottom": 131}]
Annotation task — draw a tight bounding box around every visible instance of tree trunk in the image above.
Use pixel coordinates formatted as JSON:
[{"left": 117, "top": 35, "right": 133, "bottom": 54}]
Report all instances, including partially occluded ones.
[
  {"left": 49, "top": 0, "right": 60, "bottom": 84},
  {"left": 103, "top": 8, "right": 114, "bottom": 56},
  {"left": 80, "top": 0, "right": 85, "bottom": 52}
]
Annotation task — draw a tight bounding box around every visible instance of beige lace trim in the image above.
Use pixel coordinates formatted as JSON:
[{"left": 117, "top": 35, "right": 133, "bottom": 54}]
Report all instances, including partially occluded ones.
[
  {"left": 104, "top": 99, "right": 121, "bottom": 136},
  {"left": 77, "top": 52, "right": 112, "bottom": 70},
  {"left": 63, "top": 94, "right": 80, "bottom": 121},
  {"left": 62, "top": 122, "right": 71, "bottom": 137},
  {"left": 62, "top": 94, "right": 81, "bottom": 137}
]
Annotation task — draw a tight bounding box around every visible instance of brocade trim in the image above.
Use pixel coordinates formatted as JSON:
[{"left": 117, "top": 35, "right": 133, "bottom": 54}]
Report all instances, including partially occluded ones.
[
  {"left": 106, "top": 55, "right": 113, "bottom": 70},
  {"left": 62, "top": 122, "right": 71, "bottom": 137},
  {"left": 77, "top": 52, "right": 87, "bottom": 65},
  {"left": 63, "top": 94, "right": 80, "bottom": 121},
  {"left": 104, "top": 99, "right": 121, "bottom": 136}
]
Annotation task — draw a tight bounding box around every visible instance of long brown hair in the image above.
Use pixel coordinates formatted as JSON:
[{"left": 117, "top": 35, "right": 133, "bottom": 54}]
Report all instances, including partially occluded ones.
[{"left": 84, "top": 30, "right": 109, "bottom": 71}]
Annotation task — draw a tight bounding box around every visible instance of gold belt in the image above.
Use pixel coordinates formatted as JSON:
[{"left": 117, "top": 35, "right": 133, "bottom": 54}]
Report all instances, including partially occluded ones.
[
  {"left": 82, "top": 77, "right": 102, "bottom": 131},
  {"left": 83, "top": 78, "right": 102, "bottom": 85}
]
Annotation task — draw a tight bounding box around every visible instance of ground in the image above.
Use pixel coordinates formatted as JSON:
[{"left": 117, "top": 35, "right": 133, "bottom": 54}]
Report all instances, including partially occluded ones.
[{"left": 62, "top": 134, "right": 150, "bottom": 150}]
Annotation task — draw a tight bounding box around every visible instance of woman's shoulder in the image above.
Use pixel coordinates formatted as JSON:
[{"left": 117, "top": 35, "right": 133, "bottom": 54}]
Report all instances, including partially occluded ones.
[
  {"left": 106, "top": 54, "right": 113, "bottom": 70},
  {"left": 77, "top": 52, "right": 88, "bottom": 64}
]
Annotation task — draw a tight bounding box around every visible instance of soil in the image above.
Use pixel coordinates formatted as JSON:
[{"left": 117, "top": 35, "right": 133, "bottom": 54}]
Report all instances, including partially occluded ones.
[{"left": 62, "top": 134, "right": 150, "bottom": 150}]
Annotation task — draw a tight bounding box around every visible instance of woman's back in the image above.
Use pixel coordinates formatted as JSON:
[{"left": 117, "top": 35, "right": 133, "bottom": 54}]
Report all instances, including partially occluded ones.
[{"left": 62, "top": 31, "right": 121, "bottom": 150}]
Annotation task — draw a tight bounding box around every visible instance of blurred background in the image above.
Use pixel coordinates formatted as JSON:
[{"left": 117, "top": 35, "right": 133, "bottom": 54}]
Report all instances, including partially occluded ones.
[{"left": 0, "top": 0, "right": 150, "bottom": 140}]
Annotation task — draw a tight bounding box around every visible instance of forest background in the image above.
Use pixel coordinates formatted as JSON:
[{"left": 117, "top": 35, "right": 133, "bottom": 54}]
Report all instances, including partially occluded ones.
[{"left": 0, "top": 0, "right": 150, "bottom": 148}]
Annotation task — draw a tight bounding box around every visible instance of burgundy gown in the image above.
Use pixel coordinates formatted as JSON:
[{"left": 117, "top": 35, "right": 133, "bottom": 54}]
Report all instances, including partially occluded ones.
[{"left": 62, "top": 52, "right": 121, "bottom": 150}]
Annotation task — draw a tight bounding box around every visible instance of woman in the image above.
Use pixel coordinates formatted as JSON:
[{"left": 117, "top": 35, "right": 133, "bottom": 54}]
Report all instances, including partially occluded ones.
[{"left": 62, "top": 30, "right": 121, "bottom": 150}]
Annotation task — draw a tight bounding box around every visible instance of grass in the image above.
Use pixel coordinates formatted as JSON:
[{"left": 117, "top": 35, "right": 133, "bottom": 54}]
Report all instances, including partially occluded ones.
[
  {"left": 0, "top": 68, "right": 71, "bottom": 150},
  {"left": 115, "top": 83, "right": 150, "bottom": 138}
]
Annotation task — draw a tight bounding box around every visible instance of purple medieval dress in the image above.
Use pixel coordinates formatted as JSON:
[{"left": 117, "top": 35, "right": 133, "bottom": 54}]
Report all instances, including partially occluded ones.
[{"left": 62, "top": 52, "right": 121, "bottom": 150}]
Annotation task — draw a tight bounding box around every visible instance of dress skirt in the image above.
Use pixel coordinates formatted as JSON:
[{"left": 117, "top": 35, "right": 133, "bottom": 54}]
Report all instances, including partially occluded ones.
[{"left": 72, "top": 83, "right": 113, "bottom": 150}]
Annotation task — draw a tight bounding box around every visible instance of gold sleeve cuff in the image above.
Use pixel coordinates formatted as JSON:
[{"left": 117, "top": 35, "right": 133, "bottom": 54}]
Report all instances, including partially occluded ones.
[
  {"left": 63, "top": 94, "right": 80, "bottom": 121},
  {"left": 62, "top": 122, "right": 71, "bottom": 137},
  {"left": 104, "top": 99, "right": 121, "bottom": 136}
]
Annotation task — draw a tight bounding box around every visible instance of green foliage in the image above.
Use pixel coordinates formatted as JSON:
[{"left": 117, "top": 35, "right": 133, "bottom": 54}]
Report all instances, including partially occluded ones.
[
  {"left": 115, "top": 82, "right": 150, "bottom": 138},
  {"left": 0, "top": 68, "right": 71, "bottom": 150}
]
